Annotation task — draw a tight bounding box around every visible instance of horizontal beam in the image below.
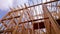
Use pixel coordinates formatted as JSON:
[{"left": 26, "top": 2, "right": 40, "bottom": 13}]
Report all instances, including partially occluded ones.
[
  {"left": 9, "top": 0, "right": 58, "bottom": 13},
  {"left": 19, "top": 17, "right": 49, "bottom": 24},
  {"left": 1, "top": 17, "right": 49, "bottom": 23},
  {"left": 1, "top": 14, "right": 43, "bottom": 21},
  {"left": 0, "top": 29, "right": 12, "bottom": 33}
]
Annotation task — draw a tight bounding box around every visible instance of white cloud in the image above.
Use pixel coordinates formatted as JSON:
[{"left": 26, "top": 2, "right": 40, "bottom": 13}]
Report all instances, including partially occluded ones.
[
  {"left": 0, "top": 0, "right": 13, "bottom": 10},
  {"left": 0, "top": 0, "right": 29, "bottom": 10},
  {"left": 14, "top": 0, "right": 28, "bottom": 6}
]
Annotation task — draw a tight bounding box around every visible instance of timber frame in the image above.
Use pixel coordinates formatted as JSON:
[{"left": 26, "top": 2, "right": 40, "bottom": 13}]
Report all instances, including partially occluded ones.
[{"left": 0, "top": 0, "right": 60, "bottom": 34}]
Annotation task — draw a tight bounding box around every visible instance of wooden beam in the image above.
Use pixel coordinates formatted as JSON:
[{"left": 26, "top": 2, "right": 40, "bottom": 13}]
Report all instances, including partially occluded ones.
[
  {"left": 42, "top": 4, "right": 60, "bottom": 34},
  {"left": 8, "top": 0, "right": 58, "bottom": 13},
  {"left": 1, "top": 17, "right": 49, "bottom": 24}
]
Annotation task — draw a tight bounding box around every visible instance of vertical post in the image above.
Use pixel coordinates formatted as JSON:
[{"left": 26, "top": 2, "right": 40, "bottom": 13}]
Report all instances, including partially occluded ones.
[
  {"left": 43, "top": 10, "right": 51, "bottom": 34},
  {"left": 42, "top": 4, "right": 60, "bottom": 34}
]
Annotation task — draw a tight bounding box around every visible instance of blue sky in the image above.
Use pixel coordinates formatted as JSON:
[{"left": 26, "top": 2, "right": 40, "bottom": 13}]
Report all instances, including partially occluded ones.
[
  {"left": 0, "top": 0, "right": 13, "bottom": 19},
  {"left": 0, "top": 9, "right": 8, "bottom": 19}
]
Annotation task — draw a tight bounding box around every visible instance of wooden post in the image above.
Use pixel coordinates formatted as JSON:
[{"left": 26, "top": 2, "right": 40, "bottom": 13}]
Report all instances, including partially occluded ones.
[
  {"left": 42, "top": 4, "right": 60, "bottom": 34},
  {"left": 43, "top": 10, "right": 51, "bottom": 34}
]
